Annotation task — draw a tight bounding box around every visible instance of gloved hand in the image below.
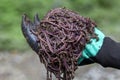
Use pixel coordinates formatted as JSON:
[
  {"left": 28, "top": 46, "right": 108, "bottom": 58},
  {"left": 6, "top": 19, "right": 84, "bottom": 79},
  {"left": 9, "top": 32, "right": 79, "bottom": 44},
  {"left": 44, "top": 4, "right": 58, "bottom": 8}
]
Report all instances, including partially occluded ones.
[
  {"left": 78, "top": 28, "right": 105, "bottom": 64},
  {"left": 21, "top": 14, "right": 105, "bottom": 66},
  {"left": 21, "top": 14, "right": 120, "bottom": 69}
]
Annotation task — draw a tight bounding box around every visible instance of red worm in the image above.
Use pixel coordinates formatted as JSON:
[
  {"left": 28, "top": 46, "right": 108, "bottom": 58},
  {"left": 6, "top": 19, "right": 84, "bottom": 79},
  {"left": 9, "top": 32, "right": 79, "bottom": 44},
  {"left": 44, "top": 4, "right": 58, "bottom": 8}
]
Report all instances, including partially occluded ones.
[{"left": 35, "top": 8, "right": 98, "bottom": 80}]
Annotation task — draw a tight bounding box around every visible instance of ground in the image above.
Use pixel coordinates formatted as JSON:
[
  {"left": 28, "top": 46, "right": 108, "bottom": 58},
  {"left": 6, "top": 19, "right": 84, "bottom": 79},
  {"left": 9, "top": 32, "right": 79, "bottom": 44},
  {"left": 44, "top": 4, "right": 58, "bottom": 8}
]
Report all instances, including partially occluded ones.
[{"left": 0, "top": 51, "right": 120, "bottom": 80}]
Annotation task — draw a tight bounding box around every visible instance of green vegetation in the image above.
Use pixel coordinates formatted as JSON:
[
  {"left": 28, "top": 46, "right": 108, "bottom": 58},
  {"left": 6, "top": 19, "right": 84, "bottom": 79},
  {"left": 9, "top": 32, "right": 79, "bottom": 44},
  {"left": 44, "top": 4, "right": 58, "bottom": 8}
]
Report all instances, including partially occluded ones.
[{"left": 0, "top": 0, "right": 120, "bottom": 51}]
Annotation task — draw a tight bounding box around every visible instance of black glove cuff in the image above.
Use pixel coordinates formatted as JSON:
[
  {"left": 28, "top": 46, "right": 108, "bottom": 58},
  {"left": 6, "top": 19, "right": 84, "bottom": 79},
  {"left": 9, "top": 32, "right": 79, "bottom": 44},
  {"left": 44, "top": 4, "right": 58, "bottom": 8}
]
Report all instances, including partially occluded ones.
[{"left": 92, "top": 37, "right": 120, "bottom": 69}]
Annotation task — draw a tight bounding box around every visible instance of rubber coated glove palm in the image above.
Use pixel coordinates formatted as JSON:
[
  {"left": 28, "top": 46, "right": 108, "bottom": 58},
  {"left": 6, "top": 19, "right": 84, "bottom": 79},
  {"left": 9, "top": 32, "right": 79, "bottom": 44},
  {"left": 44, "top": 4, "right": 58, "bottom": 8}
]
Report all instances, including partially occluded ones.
[{"left": 78, "top": 28, "right": 105, "bottom": 64}]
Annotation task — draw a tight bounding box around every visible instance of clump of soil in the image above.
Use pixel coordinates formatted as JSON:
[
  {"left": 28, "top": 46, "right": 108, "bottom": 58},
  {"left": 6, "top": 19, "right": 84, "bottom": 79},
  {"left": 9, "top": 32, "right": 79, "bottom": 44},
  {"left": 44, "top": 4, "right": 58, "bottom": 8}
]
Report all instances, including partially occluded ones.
[{"left": 33, "top": 8, "right": 97, "bottom": 80}]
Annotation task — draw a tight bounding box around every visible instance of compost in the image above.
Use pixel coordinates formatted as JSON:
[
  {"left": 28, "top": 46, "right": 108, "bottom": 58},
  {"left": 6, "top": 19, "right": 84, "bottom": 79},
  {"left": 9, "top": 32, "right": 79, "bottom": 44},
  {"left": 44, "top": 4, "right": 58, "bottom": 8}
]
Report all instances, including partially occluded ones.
[{"left": 31, "top": 8, "right": 98, "bottom": 80}]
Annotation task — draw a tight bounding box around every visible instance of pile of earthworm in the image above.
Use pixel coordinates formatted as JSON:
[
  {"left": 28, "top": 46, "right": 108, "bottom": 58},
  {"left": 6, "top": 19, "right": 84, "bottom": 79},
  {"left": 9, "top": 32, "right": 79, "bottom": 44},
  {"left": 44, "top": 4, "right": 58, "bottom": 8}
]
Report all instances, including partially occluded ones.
[{"left": 32, "top": 8, "right": 98, "bottom": 80}]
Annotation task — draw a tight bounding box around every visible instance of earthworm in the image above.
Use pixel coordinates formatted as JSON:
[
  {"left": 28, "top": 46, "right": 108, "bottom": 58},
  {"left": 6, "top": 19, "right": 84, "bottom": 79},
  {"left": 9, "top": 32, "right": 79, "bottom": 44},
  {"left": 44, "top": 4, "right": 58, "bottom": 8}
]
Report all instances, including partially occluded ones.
[{"left": 23, "top": 8, "right": 98, "bottom": 80}]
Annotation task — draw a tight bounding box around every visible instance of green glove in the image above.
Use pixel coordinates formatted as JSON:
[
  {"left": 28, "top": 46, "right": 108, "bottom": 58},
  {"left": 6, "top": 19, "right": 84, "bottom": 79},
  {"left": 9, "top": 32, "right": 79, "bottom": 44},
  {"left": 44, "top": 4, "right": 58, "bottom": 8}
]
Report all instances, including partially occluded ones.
[{"left": 78, "top": 28, "right": 105, "bottom": 64}]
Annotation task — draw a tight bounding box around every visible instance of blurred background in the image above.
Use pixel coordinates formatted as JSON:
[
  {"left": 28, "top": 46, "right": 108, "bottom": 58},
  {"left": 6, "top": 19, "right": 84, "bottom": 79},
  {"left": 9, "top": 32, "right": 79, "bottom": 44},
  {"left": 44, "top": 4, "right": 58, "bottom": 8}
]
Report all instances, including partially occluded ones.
[{"left": 0, "top": 0, "right": 120, "bottom": 80}]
